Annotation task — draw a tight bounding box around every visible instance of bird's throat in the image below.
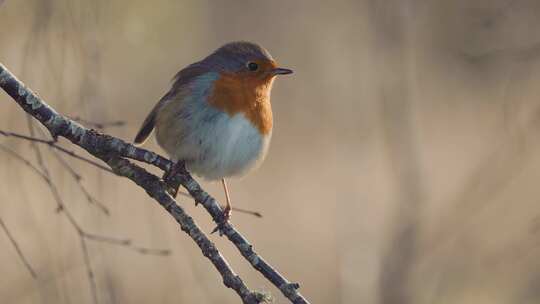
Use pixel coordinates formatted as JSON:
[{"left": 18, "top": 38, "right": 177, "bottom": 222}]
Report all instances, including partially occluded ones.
[{"left": 209, "top": 72, "right": 273, "bottom": 135}]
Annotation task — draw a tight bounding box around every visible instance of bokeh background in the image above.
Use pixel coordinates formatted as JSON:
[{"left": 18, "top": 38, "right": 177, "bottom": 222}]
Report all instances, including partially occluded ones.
[{"left": 2, "top": 0, "right": 540, "bottom": 303}]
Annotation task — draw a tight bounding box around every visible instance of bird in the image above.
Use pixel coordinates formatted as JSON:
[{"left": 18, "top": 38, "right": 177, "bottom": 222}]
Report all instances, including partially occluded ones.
[{"left": 133, "top": 41, "right": 292, "bottom": 224}]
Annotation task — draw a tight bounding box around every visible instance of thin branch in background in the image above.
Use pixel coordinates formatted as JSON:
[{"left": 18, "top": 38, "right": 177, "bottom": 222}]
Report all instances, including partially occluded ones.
[
  {"left": 35, "top": 126, "right": 110, "bottom": 215},
  {"left": 53, "top": 149, "right": 109, "bottom": 213},
  {"left": 26, "top": 115, "right": 47, "bottom": 177},
  {"left": 0, "top": 143, "right": 171, "bottom": 304},
  {"left": 80, "top": 236, "right": 98, "bottom": 304},
  {"left": 0, "top": 217, "right": 37, "bottom": 279},
  {"left": 74, "top": 181, "right": 109, "bottom": 215},
  {"left": 51, "top": 149, "right": 82, "bottom": 180},
  {"left": 232, "top": 206, "right": 263, "bottom": 218},
  {"left": 174, "top": 188, "right": 263, "bottom": 217},
  {"left": 0, "top": 130, "right": 114, "bottom": 173},
  {"left": 83, "top": 233, "right": 170, "bottom": 256},
  {"left": 69, "top": 116, "right": 126, "bottom": 130},
  {"left": 0, "top": 144, "right": 52, "bottom": 184}
]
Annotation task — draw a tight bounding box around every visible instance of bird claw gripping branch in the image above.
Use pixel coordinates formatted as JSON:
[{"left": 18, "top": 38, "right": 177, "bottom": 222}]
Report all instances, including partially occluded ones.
[{"left": 163, "top": 161, "right": 184, "bottom": 197}]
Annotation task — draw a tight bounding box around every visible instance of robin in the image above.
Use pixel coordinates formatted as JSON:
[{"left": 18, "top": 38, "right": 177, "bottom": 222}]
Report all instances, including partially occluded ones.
[{"left": 134, "top": 41, "right": 292, "bottom": 224}]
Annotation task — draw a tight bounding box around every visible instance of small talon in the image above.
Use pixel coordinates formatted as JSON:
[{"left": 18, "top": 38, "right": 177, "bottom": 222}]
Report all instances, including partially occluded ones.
[
  {"left": 165, "top": 182, "right": 179, "bottom": 197},
  {"left": 163, "top": 177, "right": 179, "bottom": 197},
  {"left": 211, "top": 223, "right": 225, "bottom": 235},
  {"left": 211, "top": 206, "right": 232, "bottom": 235},
  {"left": 163, "top": 161, "right": 183, "bottom": 197}
]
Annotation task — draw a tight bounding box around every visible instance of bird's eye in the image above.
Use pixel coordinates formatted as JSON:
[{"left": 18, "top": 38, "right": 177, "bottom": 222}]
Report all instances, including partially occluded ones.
[{"left": 247, "top": 62, "right": 259, "bottom": 71}]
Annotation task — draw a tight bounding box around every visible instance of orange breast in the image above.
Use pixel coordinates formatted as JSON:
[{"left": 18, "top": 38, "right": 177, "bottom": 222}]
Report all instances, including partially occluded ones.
[{"left": 208, "top": 72, "right": 273, "bottom": 135}]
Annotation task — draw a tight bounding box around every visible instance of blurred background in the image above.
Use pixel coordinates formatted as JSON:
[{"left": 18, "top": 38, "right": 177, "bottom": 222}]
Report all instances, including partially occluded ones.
[{"left": 2, "top": 0, "right": 540, "bottom": 303}]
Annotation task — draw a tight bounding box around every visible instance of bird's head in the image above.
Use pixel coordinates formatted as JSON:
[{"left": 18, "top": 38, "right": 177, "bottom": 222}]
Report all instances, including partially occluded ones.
[
  {"left": 199, "top": 41, "right": 292, "bottom": 135},
  {"left": 203, "top": 41, "right": 293, "bottom": 83}
]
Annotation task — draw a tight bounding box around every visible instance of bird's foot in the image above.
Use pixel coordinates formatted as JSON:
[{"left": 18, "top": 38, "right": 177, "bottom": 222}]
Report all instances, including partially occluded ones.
[
  {"left": 211, "top": 205, "right": 232, "bottom": 235},
  {"left": 163, "top": 161, "right": 184, "bottom": 197}
]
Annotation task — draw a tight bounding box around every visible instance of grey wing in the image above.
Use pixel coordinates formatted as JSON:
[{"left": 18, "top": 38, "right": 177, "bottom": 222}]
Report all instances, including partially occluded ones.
[{"left": 133, "top": 62, "right": 208, "bottom": 145}]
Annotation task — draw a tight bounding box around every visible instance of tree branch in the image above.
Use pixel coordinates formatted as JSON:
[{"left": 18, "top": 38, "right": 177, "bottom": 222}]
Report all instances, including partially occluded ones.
[
  {"left": 0, "top": 63, "right": 308, "bottom": 303},
  {"left": 68, "top": 116, "right": 126, "bottom": 130}
]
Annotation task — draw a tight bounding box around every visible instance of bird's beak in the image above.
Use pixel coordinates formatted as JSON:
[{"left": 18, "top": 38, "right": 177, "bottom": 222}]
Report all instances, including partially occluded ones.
[{"left": 271, "top": 67, "right": 293, "bottom": 75}]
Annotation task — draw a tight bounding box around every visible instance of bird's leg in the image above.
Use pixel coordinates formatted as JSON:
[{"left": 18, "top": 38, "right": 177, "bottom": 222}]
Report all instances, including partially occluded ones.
[
  {"left": 221, "top": 178, "right": 232, "bottom": 221},
  {"left": 211, "top": 178, "right": 233, "bottom": 235}
]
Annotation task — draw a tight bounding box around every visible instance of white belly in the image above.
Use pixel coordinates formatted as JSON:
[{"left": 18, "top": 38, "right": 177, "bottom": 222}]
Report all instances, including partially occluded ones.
[
  {"left": 188, "top": 113, "right": 270, "bottom": 180},
  {"left": 156, "top": 108, "right": 271, "bottom": 180}
]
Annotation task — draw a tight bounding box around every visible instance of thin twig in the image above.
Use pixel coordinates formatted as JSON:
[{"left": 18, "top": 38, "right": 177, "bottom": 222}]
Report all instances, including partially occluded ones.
[
  {"left": 0, "top": 130, "right": 114, "bottom": 173},
  {"left": 0, "top": 217, "right": 37, "bottom": 279},
  {"left": 34, "top": 125, "right": 110, "bottom": 215},
  {"left": 76, "top": 183, "right": 110, "bottom": 215},
  {"left": 83, "top": 232, "right": 170, "bottom": 256},
  {"left": 232, "top": 207, "right": 263, "bottom": 218},
  {"left": 55, "top": 152, "right": 110, "bottom": 214},
  {"left": 51, "top": 149, "right": 82, "bottom": 180},
  {"left": 80, "top": 236, "right": 98, "bottom": 304},
  {"left": 174, "top": 191, "right": 262, "bottom": 217},
  {"left": 0, "top": 144, "right": 52, "bottom": 184}
]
